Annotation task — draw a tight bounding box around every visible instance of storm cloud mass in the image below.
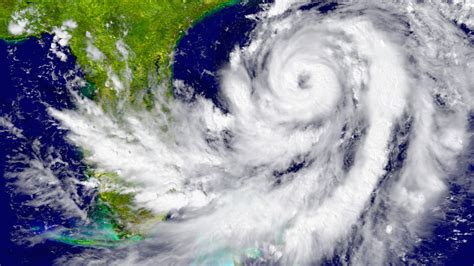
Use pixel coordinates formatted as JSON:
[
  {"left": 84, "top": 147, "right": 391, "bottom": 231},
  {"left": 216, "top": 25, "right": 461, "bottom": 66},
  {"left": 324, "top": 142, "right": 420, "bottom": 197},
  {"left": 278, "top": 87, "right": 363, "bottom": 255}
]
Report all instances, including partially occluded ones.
[{"left": 7, "top": 0, "right": 472, "bottom": 265}]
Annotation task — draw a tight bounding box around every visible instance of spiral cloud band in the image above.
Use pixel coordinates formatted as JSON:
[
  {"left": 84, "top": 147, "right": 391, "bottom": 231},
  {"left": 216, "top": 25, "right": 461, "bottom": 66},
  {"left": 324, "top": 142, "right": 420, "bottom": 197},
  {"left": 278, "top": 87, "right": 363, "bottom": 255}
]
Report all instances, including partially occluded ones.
[{"left": 43, "top": 0, "right": 474, "bottom": 264}]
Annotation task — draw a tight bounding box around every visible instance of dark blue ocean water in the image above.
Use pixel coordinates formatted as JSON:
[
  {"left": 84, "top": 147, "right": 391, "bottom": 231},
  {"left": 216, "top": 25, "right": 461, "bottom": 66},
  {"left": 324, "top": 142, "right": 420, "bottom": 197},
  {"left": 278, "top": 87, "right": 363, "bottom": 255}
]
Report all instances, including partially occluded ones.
[
  {"left": 172, "top": 0, "right": 338, "bottom": 112},
  {"left": 0, "top": 35, "right": 95, "bottom": 265},
  {"left": 173, "top": 1, "right": 267, "bottom": 111},
  {"left": 0, "top": 1, "right": 472, "bottom": 265}
]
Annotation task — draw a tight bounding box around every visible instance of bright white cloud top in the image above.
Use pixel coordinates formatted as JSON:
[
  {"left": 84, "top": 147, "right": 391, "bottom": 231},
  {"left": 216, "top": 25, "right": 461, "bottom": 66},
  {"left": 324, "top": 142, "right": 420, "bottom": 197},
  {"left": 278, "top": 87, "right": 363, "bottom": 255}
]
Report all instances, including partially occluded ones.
[{"left": 44, "top": 0, "right": 473, "bottom": 265}]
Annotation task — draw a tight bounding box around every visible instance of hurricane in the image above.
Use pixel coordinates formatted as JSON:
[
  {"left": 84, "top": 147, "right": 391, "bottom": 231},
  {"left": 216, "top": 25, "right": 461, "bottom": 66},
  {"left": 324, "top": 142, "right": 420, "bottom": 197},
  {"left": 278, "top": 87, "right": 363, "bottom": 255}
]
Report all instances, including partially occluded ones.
[{"left": 2, "top": 0, "right": 473, "bottom": 265}]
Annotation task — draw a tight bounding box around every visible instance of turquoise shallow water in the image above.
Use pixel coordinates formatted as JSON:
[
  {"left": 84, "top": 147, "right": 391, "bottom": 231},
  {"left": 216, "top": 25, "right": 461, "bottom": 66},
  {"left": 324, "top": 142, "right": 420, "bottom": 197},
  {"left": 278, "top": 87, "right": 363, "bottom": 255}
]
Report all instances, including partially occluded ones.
[{"left": 1, "top": 1, "right": 473, "bottom": 264}]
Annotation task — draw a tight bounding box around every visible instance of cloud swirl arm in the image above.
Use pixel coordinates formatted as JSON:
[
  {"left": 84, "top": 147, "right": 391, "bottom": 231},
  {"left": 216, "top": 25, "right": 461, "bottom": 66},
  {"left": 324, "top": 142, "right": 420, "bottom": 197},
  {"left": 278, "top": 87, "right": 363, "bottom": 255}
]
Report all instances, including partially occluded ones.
[{"left": 41, "top": 0, "right": 473, "bottom": 264}]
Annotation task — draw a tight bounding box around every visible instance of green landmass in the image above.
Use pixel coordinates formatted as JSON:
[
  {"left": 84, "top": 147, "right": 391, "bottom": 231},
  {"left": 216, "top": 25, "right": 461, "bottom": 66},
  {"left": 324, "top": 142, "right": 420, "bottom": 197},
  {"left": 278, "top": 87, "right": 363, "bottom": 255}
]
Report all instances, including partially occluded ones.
[
  {"left": 0, "top": 0, "right": 238, "bottom": 246},
  {"left": 0, "top": 0, "right": 237, "bottom": 109},
  {"left": 93, "top": 170, "right": 166, "bottom": 233},
  {"left": 50, "top": 169, "right": 167, "bottom": 247}
]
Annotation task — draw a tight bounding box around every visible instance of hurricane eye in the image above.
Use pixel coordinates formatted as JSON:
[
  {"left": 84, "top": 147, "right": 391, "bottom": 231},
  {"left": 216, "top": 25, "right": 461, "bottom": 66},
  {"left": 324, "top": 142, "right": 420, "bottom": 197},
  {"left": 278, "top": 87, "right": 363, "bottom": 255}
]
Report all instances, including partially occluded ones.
[
  {"left": 3, "top": 0, "right": 471, "bottom": 265},
  {"left": 297, "top": 72, "right": 311, "bottom": 89}
]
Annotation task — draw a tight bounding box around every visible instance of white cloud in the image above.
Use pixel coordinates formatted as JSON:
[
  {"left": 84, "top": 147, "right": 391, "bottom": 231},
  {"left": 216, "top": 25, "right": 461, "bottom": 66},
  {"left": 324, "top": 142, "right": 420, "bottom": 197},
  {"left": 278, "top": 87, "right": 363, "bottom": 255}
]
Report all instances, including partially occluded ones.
[{"left": 46, "top": 0, "right": 473, "bottom": 264}]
